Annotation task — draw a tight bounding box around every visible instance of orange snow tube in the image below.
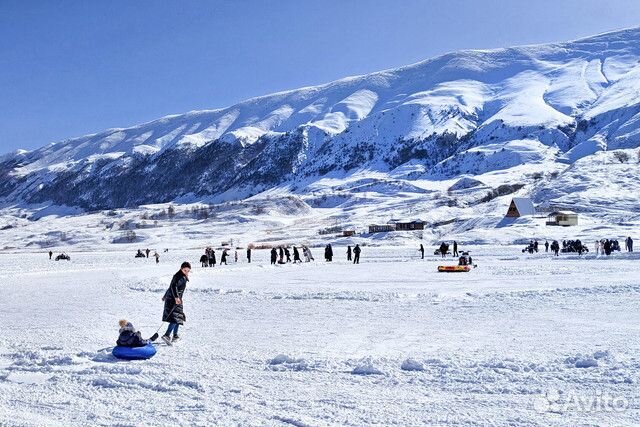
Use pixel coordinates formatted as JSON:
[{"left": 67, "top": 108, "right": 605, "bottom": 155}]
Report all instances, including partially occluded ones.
[{"left": 437, "top": 265, "right": 472, "bottom": 272}]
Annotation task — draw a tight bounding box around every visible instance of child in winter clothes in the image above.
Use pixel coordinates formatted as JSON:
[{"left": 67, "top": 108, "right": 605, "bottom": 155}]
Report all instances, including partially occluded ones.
[{"left": 117, "top": 319, "right": 151, "bottom": 347}]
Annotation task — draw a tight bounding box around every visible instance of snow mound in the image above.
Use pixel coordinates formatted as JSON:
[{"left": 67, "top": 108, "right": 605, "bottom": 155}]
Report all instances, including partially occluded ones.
[
  {"left": 400, "top": 358, "right": 425, "bottom": 372},
  {"left": 448, "top": 176, "right": 486, "bottom": 191},
  {"left": 574, "top": 358, "right": 598, "bottom": 368},
  {"left": 268, "top": 354, "right": 311, "bottom": 371},
  {"left": 564, "top": 351, "right": 611, "bottom": 368},
  {"left": 351, "top": 358, "right": 384, "bottom": 376}
]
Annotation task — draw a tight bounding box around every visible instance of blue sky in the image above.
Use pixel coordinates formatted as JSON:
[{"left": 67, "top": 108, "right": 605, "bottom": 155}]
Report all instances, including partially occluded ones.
[{"left": 1, "top": 0, "right": 638, "bottom": 153}]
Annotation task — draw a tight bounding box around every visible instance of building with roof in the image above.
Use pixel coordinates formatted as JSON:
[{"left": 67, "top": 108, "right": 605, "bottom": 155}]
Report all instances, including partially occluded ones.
[
  {"left": 505, "top": 197, "right": 536, "bottom": 217},
  {"left": 546, "top": 211, "right": 578, "bottom": 226}
]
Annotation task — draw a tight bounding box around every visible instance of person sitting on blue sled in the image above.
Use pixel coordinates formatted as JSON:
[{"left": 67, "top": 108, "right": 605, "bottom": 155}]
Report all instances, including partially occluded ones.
[{"left": 117, "top": 319, "right": 153, "bottom": 347}]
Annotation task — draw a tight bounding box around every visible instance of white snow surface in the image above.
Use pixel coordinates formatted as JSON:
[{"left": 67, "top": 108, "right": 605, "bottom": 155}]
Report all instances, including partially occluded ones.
[{"left": 0, "top": 246, "right": 639, "bottom": 425}]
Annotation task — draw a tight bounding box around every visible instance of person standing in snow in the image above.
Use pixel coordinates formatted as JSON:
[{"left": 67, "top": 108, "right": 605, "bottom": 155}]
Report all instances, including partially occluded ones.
[
  {"left": 325, "top": 244, "right": 333, "bottom": 262},
  {"left": 221, "top": 249, "right": 228, "bottom": 265},
  {"left": 145, "top": 248, "right": 150, "bottom": 258},
  {"left": 284, "top": 247, "right": 291, "bottom": 263},
  {"left": 270, "top": 248, "right": 277, "bottom": 265},
  {"left": 439, "top": 242, "right": 448, "bottom": 258},
  {"left": 293, "top": 246, "right": 302, "bottom": 263},
  {"left": 209, "top": 249, "right": 216, "bottom": 267},
  {"left": 419, "top": 244, "right": 424, "bottom": 259},
  {"left": 49, "top": 250, "right": 53, "bottom": 260},
  {"left": 544, "top": 241, "right": 549, "bottom": 252},
  {"left": 247, "top": 247, "right": 252, "bottom": 263},
  {"left": 347, "top": 245, "right": 352, "bottom": 261},
  {"left": 161, "top": 262, "right": 190, "bottom": 345},
  {"left": 199, "top": 253, "right": 208, "bottom": 267},
  {"left": 154, "top": 251, "right": 160, "bottom": 264},
  {"left": 626, "top": 236, "right": 633, "bottom": 252},
  {"left": 279, "top": 246, "right": 284, "bottom": 263},
  {"left": 534, "top": 240, "right": 539, "bottom": 253},
  {"left": 453, "top": 241, "right": 458, "bottom": 257},
  {"left": 353, "top": 244, "right": 361, "bottom": 264}
]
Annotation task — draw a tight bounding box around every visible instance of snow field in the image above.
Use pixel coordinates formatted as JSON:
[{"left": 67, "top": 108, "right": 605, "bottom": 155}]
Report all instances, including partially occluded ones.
[{"left": 1, "top": 246, "right": 639, "bottom": 425}]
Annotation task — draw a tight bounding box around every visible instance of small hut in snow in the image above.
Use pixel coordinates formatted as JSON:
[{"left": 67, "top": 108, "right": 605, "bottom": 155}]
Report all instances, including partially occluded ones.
[
  {"left": 546, "top": 211, "right": 578, "bottom": 226},
  {"left": 505, "top": 197, "right": 535, "bottom": 217}
]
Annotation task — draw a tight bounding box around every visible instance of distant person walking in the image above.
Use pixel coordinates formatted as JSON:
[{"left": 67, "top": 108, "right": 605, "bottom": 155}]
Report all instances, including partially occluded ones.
[
  {"left": 626, "top": 236, "right": 634, "bottom": 252},
  {"left": 544, "top": 241, "right": 549, "bottom": 252},
  {"left": 161, "top": 262, "right": 190, "bottom": 345},
  {"left": 419, "top": 244, "right": 424, "bottom": 259},
  {"left": 221, "top": 249, "right": 228, "bottom": 265},
  {"left": 293, "top": 246, "right": 302, "bottom": 263},
  {"left": 303, "top": 246, "right": 314, "bottom": 262},
  {"left": 146, "top": 248, "right": 150, "bottom": 258},
  {"left": 279, "top": 247, "right": 284, "bottom": 264},
  {"left": 49, "top": 250, "right": 53, "bottom": 260},
  {"left": 353, "top": 244, "right": 361, "bottom": 264},
  {"left": 247, "top": 247, "right": 252, "bottom": 263},
  {"left": 453, "top": 241, "right": 458, "bottom": 257},
  {"left": 270, "top": 248, "right": 277, "bottom": 265},
  {"left": 347, "top": 246, "right": 352, "bottom": 261}
]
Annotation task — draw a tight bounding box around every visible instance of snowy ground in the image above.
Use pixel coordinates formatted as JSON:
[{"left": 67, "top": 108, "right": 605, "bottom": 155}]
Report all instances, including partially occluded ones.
[{"left": 1, "top": 246, "right": 639, "bottom": 426}]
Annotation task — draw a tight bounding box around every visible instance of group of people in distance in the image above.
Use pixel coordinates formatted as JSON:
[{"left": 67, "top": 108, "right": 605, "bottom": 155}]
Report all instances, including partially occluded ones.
[
  {"left": 596, "top": 237, "right": 633, "bottom": 255},
  {"left": 267, "top": 243, "right": 362, "bottom": 265},
  {"left": 432, "top": 241, "right": 459, "bottom": 258},
  {"left": 519, "top": 236, "right": 634, "bottom": 257},
  {"left": 270, "top": 245, "right": 313, "bottom": 264},
  {"left": 135, "top": 248, "right": 160, "bottom": 263},
  {"left": 199, "top": 246, "right": 245, "bottom": 267}
]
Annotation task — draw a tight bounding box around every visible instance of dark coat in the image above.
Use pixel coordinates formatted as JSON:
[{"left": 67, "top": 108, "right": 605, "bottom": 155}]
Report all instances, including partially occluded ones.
[
  {"left": 163, "top": 271, "right": 188, "bottom": 324},
  {"left": 353, "top": 245, "right": 361, "bottom": 255},
  {"left": 325, "top": 245, "right": 333, "bottom": 260},
  {"left": 117, "top": 323, "right": 149, "bottom": 347}
]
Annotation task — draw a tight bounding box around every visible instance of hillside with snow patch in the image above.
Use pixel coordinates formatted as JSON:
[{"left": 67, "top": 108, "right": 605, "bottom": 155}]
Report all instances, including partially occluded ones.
[{"left": 1, "top": 28, "right": 640, "bottom": 248}]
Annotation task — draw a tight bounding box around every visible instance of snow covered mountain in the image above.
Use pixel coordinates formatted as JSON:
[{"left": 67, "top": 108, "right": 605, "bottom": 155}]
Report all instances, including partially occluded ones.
[{"left": 2, "top": 27, "right": 640, "bottom": 213}]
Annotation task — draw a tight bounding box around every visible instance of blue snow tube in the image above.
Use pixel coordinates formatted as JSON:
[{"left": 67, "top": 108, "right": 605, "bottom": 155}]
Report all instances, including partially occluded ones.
[{"left": 112, "top": 343, "right": 157, "bottom": 360}]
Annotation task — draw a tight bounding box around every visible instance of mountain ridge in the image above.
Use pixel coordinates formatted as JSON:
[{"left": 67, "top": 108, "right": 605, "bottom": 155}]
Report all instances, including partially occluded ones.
[{"left": 2, "top": 27, "right": 640, "bottom": 212}]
